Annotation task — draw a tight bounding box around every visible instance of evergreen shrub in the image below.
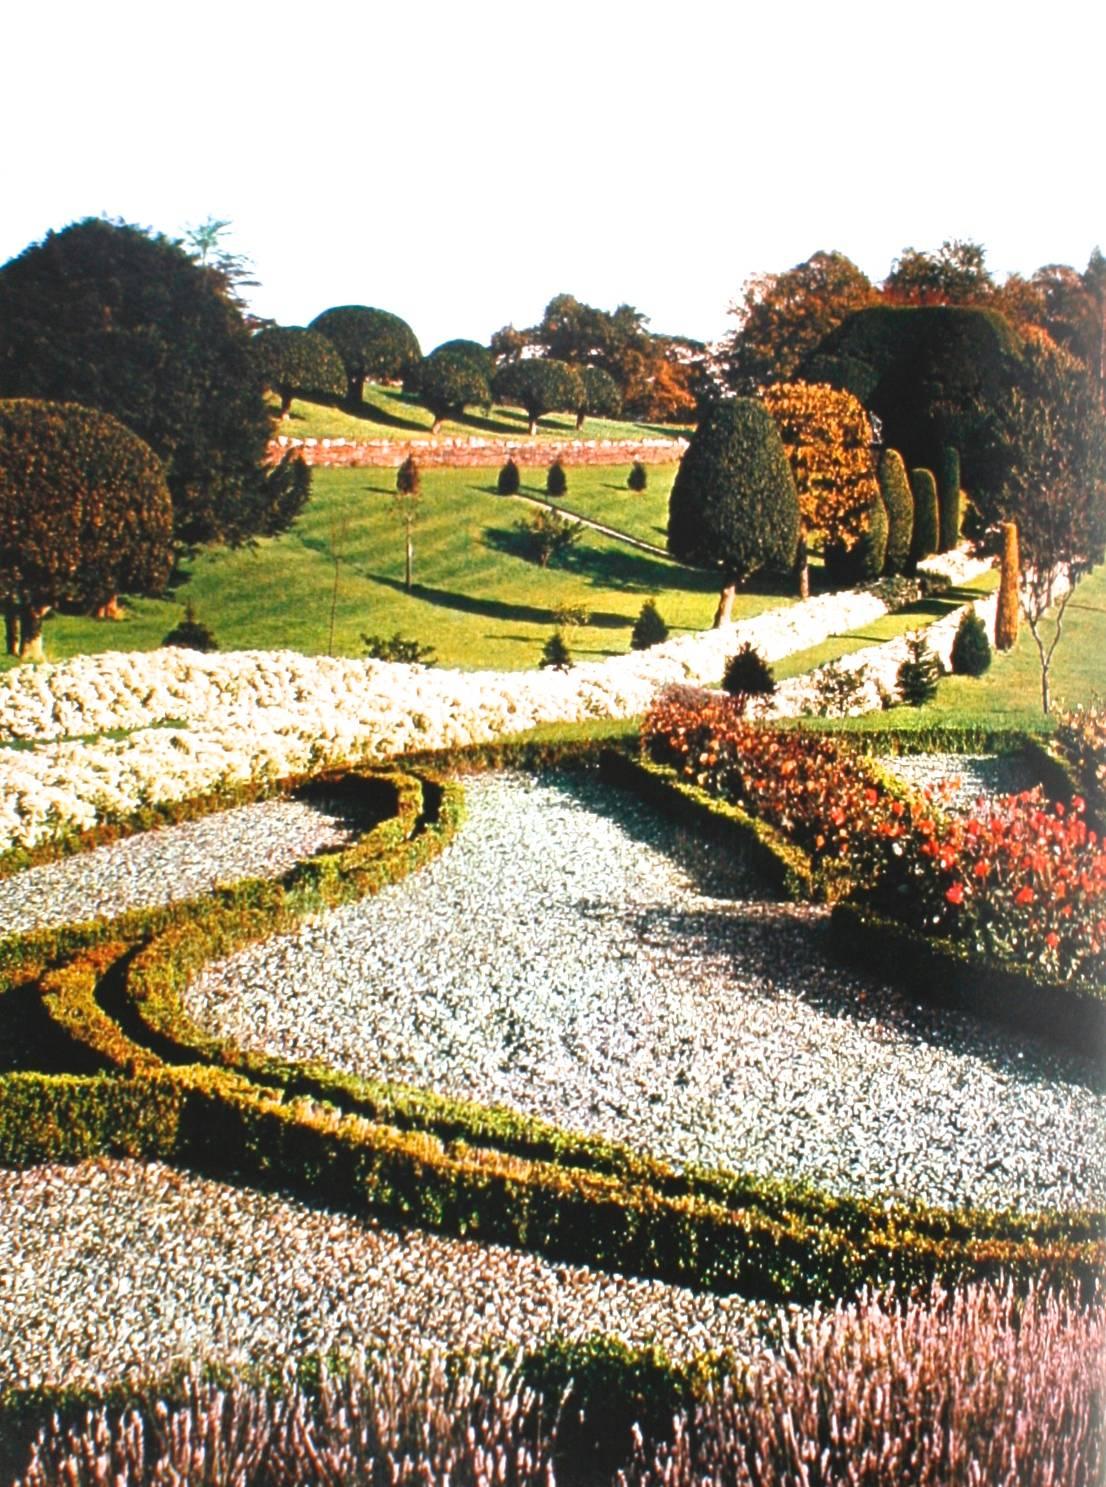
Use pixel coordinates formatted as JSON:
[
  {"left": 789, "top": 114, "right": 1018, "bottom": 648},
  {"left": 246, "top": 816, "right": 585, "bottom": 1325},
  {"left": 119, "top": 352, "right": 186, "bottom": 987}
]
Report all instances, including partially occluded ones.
[
  {"left": 950, "top": 606, "right": 992, "bottom": 677},
  {"left": 497, "top": 458, "right": 520, "bottom": 495},
  {"left": 910, "top": 468, "right": 940, "bottom": 563},
  {"left": 546, "top": 458, "right": 567, "bottom": 498},
  {"left": 630, "top": 599, "right": 669, "bottom": 651},
  {"left": 627, "top": 461, "right": 647, "bottom": 492},
  {"left": 897, "top": 633, "right": 942, "bottom": 706}
]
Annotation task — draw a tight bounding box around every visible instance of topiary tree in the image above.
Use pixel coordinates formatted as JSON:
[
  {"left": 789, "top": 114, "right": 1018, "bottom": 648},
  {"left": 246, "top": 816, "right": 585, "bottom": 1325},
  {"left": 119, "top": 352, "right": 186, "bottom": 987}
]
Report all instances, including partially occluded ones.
[
  {"left": 309, "top": 306, "right": 422, "bottom": 407},
  {"left": 878, "top": 447, "right": 914, "bottom": 575},
  {"left": 539, "top": 629, "right": 572, "bottom": 669},
  {"left": 492, "top": 359, "right": 584, "bottom": 435},
  {"left": 162, "top": 600, "right": 218, "bottom": 652},
  {"left": 759, "top": 381, "right": 880, "bottom": 555},
  {"left": 407, "top": 347, "right": 492, "bottom": 433},
  {"left": 938, "top": 445, "right": 962, "bottom": 552},
  {"left": 249, "top": 326, "right": 347, "bottom": 416},
  {"left": 575, "top": 365, "right": 623, "bottom": 429},
  {"left": 0, "top": 400, "right": 173, "bottom": 659},
  {"left": 497, "top": 457, "right": 521, "bottom": 495},
  {"left": 630, "top": 598, "right": 669, "bottom": 650},
  {"left": 627, "top": 461, "right": 648, "bottom": 493},
  {"left": 0, "top": 217, "right": 295, "bottom": 549},
  {"left": 427, "top": 339, "right": 493, "bottom": 380},
  {"left": 950, "top": 604, "right": 992, "bottom": 676},
  {"left": 855, "top": 488, "right": 889, "bottom": 579},
  {"left": 994, "top": 520, "right": 1020, "bottom": 651},
  {"left": 897, "top": 632, "right": 942, "bottom": 706},
  {"left": 668, "top": 398, "right": 800, "bottom": 625},
  {"left": 722, "top": 643, "right": 777, "bottom": 712},
  {"left": 910, "top": 467, "right": 940, "bottom": 564},
  {"left": 546, "top": 458, "right": 567, "bottom": 498}
]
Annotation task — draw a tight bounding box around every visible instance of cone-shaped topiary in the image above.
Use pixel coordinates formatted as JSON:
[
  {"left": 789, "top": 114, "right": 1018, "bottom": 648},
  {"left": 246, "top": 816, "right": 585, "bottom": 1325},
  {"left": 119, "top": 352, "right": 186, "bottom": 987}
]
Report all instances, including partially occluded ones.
[
  {"left": 630, "top": 598, "right": 669, "bottom": 651},
  {"left": 539, "top": 629, "right": 572, "bottom": 669},
  {"left": 497, "top": 457, "right": 520, "bottom": 495},
  {"left": 879, "top": 447, "right": 913, "bottom": 574},
  {"left": 897, "top": 632, "right": 942, "bottom": 705},
  {"left": 396, "top": 454, "right": 421, "bottom": 496},
  {"left": 910, "top": 467, "right": 940, "bottom": 564},
  {"left": 627, "top": 461, "right": 648, "bottom": 493},
  {"left": 546, "top": 458, "right": 567, "bottom": 498},
  {"left": 950, "top": 604, "right": 992, "bottom": 676},
  {"left": 994, "top": 520, "right": 1020, "bottom": 651},
  {"left": 938, "top": 445, "right": 962, "bottom": 553},
  {"left": 722, "top": 642, "right": 777, "bottom": 708},
  {"left": 856, "top": 488, "right": 889, "bottom": 579},
  {"left": 163, "top": 601, "right": 218, "bottom": 652}
]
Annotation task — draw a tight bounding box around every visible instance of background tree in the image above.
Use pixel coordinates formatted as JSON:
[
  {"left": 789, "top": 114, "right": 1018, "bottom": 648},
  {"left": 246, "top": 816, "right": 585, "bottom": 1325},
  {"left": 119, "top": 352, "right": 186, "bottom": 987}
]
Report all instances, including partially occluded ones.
[
  {"left": 0, "top": 400, "right": 173, "bottom": 659},
  {"left": 0, "top": 217, "right": 292, "bottom": 548},
  {"left": 406, "top": 347, "right": 491, "bottom": 432},
  {"left": 759, "top": 382, "right": 880, "bottom": 555},
  {"left": 878, "top": 447, "right": 914, "bottom": 574},
  {"left": 575, "top": 365, "right": 623, "bottom": 428},
  {"left": 250, "top": 326, "right": 347, "bottom": 416},
  {"left": 881, "top": 239, "right": 995, "bottom": 307},
  {"left": 492, "top": 359, "right": 583, "bottom": 435},
  {"left": 309, "top": 306, "right": 422, "bottom": 407},
  {"left": 721, "top": 250, "right": 877, "bottom": 391},
  {"left": 668, "top": 399, "right": 800, "bottom": 625},
  {"left": 394, "top": 455, "right": 421, "bottom": 592},
  {"left": 1029, "top": 251, "right": 1106, "bottom": 405},
  {"left": 181, "top": 215, "right": 259, "bottom": 310},
  {"left": 973, "top": 338, "right": 1106, "bottom": 712}
]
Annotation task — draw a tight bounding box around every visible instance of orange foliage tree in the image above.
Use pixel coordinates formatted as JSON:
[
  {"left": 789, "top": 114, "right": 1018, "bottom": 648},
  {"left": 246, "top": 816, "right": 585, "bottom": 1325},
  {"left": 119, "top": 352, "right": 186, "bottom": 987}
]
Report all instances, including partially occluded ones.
[{"left": 760, "top": 382, "right": 880, "bottom": 552}]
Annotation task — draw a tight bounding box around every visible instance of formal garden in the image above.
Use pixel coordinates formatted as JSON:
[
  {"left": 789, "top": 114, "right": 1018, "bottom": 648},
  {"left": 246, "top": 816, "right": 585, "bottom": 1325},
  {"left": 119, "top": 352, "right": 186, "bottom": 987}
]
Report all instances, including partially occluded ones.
[{"left": 0, "top": 223, "right": 1104, "bottom": 1483}]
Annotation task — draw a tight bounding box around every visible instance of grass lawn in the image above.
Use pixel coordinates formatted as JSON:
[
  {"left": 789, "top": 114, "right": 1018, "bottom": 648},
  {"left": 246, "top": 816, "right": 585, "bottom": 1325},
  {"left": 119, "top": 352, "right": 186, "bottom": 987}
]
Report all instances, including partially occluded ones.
[
  {"left": 270, "top": 388, "right": 693, "bottom": 446},
  {"left": 0, "top": 466, "right": 788, "bottom": 673}
]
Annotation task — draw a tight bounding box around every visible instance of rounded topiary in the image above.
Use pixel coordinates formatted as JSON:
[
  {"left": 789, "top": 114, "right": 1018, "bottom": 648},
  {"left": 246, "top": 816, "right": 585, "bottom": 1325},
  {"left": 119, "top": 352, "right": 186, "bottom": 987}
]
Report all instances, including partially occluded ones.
[
  {"left": 627, "top": 461, "right": 648, "bottom": 493},
  {"left": 938, "top": 445, "right": 962, "bottom": 553},
  {"left": 856, "top": 488, "right": 889, "bottom": 579},
  {"left": 722, "top": 642, "right": 777, "bottom": 703},
  {"left": 950, "top": 604, "right": 992, "bottom": 676},
  {"left": 163, "top": 601, "right": 218, "bottom": 652},
  {"left": 630, "top": 598, "right": 669, "bottom": 651},
  {"left": 497, "top": 458, "right": 521, "bottom": 496},
  {"left": 897, "top": 632, "right": 942, "bottom": 706},
  {"left": 910, "top": 467, "right": 940, "bottom": 564},
  {"left": 995, "top": 520, "right": 1020, "bottom": 651},
  {"left": 308, "top": 305, "right": 422, "bottom": 405},
  {"left": 539, "top": 629, "right": 572, "bottom": 670},
  {"left": 879, "top": 447, "right": 913, "bottom": 575},
  {"left": 546, "top": 458, "right": 567, "bottom": 498},
  {"left": 396, "top": 454, "right": 421, "bottom": 496}
]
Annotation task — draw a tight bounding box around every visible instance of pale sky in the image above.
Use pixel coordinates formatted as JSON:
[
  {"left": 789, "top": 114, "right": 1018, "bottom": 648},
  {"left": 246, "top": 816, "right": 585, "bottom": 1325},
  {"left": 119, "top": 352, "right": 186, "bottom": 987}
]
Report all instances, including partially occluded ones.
[{"left": 3, "top": 0, "right": 1100, "bottom": 352}]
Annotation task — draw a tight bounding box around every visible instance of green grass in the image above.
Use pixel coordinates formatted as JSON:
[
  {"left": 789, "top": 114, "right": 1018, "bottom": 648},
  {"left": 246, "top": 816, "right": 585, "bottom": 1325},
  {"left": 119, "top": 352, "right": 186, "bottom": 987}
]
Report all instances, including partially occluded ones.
[
  {"left": 270, "top": 388, "right": 692, "bottom": 446},
  {"left": 1, "top": 466, "right": 790, "bottom": 673},
  {"left": 536, "top": 467, "right": 675, "bottom": 549}
]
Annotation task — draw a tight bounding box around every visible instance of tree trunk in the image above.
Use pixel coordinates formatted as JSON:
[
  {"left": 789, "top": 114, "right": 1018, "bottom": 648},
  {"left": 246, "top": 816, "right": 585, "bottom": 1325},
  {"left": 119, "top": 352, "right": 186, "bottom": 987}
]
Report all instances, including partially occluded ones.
[
  {"left": 713, "top": 581, "right": 738, "bottom": 628},
  {"left": 575, "top": 410, "right": 585, "bottom": 430},
  {"left": 1041, "top": 662, "right": 1051, "bottom": 716},
  {"left": 279, "top": 388, "right": 293, "bottom": 417},
  {"left": 347, "top": 374, "right": 365, "bottom": 409},
  {"left": 94, "top": 595, "right": 124, "bottom": 620},
  {"left": 431, "top": 416, "right": 443, "bottom": 434},
  {"left": 18, "top": 602, "right": 47, "bottom": 661},
  {"left": 404, "top": 529, "right": 413, "bottom": 592},
  {"left": 4, "top": 604, "right": 19, "bottom": 656},
  {"left": 528, "top": 414, "right": 539, "bottom": 436}
]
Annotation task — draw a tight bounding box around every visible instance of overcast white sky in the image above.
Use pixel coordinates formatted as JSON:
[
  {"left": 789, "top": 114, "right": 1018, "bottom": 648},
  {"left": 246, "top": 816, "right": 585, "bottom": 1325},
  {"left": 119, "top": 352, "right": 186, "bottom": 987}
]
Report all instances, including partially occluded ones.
[{"left": 3, "top": 0, "right": 1100, "bottom": 351}]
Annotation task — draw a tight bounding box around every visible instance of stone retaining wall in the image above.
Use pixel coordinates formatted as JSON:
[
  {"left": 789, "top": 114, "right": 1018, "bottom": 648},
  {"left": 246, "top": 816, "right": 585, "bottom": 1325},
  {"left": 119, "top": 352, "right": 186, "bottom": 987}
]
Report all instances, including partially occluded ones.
[{"left": 268, "top": 435, "right": 686, "bottom": 469}]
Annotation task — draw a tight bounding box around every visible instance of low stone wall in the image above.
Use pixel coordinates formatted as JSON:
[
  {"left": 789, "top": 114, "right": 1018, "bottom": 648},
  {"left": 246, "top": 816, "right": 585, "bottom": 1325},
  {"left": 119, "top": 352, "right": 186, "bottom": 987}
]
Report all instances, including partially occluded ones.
[{"left": 268, "top": 435, "right": 686, "bottom": 469}]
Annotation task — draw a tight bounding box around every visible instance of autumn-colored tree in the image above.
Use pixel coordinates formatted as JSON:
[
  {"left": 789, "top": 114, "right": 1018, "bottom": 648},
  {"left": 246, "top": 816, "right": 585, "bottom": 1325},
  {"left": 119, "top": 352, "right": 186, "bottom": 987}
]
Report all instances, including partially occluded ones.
[
  {"left": 721, "top": 250, "right": 877, "bottom": 390},
  {"left": 882, "top": 239, "right": 995, "bottom": 307},
  {"left": 1029, "top": 251, "right": 1106, "bottom": 405},
  {"left": 994, "top": 521, "right": 1020, "bottom": 652},
  {"left": 0, "top": 400, "right": 173, "bottom": 659},
  {"left": 759, "top": 382, "right": 880, "bottom": 554}
]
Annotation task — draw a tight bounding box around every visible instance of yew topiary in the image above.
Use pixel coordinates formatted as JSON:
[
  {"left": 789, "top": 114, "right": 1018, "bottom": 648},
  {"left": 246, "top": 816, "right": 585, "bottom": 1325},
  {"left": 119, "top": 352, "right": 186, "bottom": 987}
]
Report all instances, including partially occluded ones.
[
  {"left": 910, "top": 467, "right": 940, "bottom": 564},
  {"left": 309, "top": 305, "right": 422, "bottom": 406},
  {"left": 879, "top": 447, "right": 913, "bottom": 574},
  {"left": 950, "top": 605, "right": 992, "bottom": 676},
  {"left": 938, "top": 445, "right": 962, "bottom": 552},
  {"left": 627, "top": 461, "right": 648, "bottom": 492},
  {"left": 630, "top": 598, "right": 669, "bottom": 650},
  {"left": 546, "top": 458, "right": 567, "bottom": 498},
  {"left": 497, "top": 457, "right": 521, "bottom": 495}
]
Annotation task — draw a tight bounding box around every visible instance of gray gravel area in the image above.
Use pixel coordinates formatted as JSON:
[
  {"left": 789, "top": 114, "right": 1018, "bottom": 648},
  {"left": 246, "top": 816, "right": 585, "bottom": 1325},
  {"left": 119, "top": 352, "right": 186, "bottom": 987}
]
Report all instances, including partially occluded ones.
[
  {"left": 875, "top": 752, "right": 1044, "bottom": 811},
  {"left": 0, "top": 1159, "right": 778, "bottom": 1394},
  {"left": 0, "top": 796, "right": 356, "bottom": 937},
  {"left": 186, "top": 771, "right": 1106, "bottom": 1216}
]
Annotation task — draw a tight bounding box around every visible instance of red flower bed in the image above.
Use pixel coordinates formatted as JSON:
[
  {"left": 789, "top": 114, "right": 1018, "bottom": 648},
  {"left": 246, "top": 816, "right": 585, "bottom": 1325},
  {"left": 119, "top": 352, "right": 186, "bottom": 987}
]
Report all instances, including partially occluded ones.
[{"left": 642, "top": 690, "right": 1106, "bottom": 987}]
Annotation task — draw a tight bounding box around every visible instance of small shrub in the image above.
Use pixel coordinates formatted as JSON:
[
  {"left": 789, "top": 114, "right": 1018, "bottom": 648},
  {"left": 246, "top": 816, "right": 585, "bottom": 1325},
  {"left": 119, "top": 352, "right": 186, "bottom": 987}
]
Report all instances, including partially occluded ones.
[
  {"left": 631, "top": 599, "right": 669, "bottom": 651},
  {"left": 362, "top": 631, "right": 437, "bottom": 666},
  {"left": 950, "top": 605, "right": 992, "bottom": 677},
  {"left": 395, "top": 453, "right": 420, "bottom": 496},
  {"left": 497, "top": 457, "right": 520, "bottom": 495},
  {"left": 722, "top": 643, "right": 776, "bottom": 710},
  {"left": 516, "top": 507, "right": 582, "bottom": 567},
  {"left": 539, "top": 629, "right": 572, "bottom": 670},
  {"left": 546, "top": 457, "right": 567, "bottom": 498},
  {"left": 162, "top": 601, "right": 218, "bottom": 652},
  {"left": 627, "top": 461, "right": 648, "bottom": 492},
  {"left": 800, "top": 660, "right": 878, "bottom": 718},
  {"left": 897, "top": 632, "right": 942, "bottom": 706}
]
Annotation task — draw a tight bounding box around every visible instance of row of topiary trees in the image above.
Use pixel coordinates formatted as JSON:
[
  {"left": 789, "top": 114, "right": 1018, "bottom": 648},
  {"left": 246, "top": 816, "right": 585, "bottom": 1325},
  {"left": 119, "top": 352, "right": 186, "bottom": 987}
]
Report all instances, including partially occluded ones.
[{"left": 253, "top": 310, "right": 626, "bottom": 434}]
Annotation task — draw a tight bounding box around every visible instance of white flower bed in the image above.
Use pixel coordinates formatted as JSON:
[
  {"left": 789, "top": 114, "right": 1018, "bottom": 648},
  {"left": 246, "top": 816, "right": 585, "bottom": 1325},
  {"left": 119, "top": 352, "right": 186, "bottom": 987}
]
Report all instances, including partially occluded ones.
[{"left": 0, "top": 560, "right": 995, "bottom": 855}]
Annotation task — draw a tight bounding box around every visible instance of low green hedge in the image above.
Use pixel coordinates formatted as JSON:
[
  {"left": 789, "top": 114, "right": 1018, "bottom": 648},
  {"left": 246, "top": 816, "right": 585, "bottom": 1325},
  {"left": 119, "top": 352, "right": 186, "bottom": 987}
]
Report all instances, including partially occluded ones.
[{"left": 830, "top": 901, "right": 1106, "bottom": 1053}]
